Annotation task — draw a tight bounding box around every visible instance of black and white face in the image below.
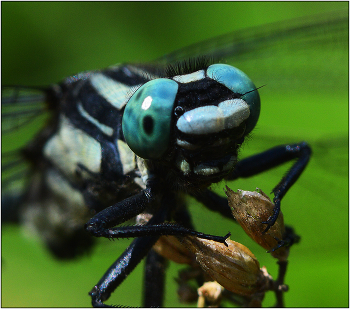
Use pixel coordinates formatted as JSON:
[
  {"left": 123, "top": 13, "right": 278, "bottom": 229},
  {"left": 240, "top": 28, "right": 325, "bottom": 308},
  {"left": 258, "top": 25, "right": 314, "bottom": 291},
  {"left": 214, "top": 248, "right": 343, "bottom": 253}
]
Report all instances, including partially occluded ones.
[{"left": 122, "top": 63, "right": 260, "bottom": 183}]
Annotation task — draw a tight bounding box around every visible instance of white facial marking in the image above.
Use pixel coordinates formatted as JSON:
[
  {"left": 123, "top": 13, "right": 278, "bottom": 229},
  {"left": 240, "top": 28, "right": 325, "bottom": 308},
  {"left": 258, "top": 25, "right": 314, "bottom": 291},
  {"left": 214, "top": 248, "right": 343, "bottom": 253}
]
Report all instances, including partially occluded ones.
[
  {"left": 173, "top": 70, "right": 206, "bottom": 83},
  {"left": 176, "top": 139, "right": 200, "bottom": 150},
  {"left": 177, "top": 99, "right": 250, "bottom": 135},
  {"left": 194, "top": 165, "right": 220, "bottom": 176}
]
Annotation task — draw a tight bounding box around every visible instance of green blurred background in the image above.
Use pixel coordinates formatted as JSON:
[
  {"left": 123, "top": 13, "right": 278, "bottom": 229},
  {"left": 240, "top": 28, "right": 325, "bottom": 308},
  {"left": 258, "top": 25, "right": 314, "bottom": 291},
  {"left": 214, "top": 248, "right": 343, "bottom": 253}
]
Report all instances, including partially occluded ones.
[{"left": 2, "top": 2, "right": 348, "bottom": 307}]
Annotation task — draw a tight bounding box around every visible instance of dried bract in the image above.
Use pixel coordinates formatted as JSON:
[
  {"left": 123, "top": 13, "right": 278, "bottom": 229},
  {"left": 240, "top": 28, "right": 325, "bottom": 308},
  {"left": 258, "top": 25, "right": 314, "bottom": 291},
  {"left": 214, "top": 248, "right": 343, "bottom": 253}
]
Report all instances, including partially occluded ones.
[
  {"left": 153, "top": 235, "right": 196, "bottom": 266},
  {"left": 225, "top": 186, "right": 289, "bottom": 260},
  {"left": 180, "top": 236, "right": 268, "bottom": 296}
]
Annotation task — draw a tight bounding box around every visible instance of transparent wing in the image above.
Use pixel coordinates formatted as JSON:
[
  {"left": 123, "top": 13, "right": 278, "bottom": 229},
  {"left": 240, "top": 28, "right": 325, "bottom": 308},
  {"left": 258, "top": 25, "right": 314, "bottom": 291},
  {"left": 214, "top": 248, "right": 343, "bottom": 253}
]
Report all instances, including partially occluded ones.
[
  {"left": 156, "top": 10, "right": 348, "bottom": 93},
  {"left": 2, "top": 86, "right": 50, "bottom": 221},
  {"left": 2, "top": 86, "right": 47, "bottom": 133}
]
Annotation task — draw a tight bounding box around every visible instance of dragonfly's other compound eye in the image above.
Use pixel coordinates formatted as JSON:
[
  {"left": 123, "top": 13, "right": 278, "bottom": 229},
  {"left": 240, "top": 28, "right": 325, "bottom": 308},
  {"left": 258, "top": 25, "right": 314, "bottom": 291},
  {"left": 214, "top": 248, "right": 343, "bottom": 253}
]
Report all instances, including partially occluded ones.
[
  {"left": 207, "top": 64, "right": 260, "bottom": 134},
  {"left": 122, "top": 78, "right": 178, "bottom": 159}
]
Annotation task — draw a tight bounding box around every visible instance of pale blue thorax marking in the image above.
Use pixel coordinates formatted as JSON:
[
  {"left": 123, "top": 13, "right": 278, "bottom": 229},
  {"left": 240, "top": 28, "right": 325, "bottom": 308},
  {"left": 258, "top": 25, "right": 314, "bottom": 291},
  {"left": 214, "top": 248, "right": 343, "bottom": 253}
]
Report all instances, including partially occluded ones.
[
  {"left": 116, "top": 140, "right": 136, "bottom": 175},
  {"left": 90, "top": 73, "right": 132, "bottom": 110},
  {"left": 44, "top": 115, "right": 102, "bottom": 178},
  {"left": 77, "top": 101, "right": 114, "bottom": 136}
]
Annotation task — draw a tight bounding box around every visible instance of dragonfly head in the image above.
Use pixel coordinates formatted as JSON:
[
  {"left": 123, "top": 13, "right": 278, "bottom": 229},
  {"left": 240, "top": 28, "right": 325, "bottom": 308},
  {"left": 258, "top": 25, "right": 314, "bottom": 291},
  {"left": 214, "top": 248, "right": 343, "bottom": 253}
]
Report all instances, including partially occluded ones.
[{"left": 122, "top": 63, "right": 260, "bottom": 184}]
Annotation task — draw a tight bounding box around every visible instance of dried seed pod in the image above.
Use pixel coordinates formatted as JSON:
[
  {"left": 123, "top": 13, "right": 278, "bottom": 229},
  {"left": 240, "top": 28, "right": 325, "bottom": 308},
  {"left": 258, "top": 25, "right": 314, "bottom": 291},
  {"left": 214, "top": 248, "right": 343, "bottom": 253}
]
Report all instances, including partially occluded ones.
[
  {"left": 225, "top": 186, "right": 288, "bottom": 260},
  {"left": 153, "top": 235, "right": 197, "bottom": 266},
  {"left": 180, "top": 236, "right": 268, "bottom": 296}
]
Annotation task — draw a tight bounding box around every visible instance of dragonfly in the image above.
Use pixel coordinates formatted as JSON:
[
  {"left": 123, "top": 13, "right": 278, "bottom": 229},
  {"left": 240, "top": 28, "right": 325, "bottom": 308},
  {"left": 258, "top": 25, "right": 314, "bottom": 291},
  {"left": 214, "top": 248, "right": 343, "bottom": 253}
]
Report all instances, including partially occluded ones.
[{"left": 2, "top": 9, "right": 348, "bottom": 308}]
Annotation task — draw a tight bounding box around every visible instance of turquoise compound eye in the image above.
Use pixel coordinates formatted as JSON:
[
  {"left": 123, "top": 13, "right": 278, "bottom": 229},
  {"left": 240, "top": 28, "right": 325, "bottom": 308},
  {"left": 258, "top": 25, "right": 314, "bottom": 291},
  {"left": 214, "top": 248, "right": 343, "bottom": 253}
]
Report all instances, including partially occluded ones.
[
  {"left": 207, "top": 64, "right": 260, "bottom": 134},
  {"left": 122, "top": 79, "right": 178, "bottom": 159}
]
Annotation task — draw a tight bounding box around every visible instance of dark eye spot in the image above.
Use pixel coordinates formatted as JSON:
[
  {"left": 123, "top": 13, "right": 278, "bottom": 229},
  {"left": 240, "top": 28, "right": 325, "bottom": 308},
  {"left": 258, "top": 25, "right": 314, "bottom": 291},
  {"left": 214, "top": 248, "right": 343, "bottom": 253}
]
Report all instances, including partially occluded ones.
[{"left": 143, "top": 115, "right": 154, "bottom": 135}]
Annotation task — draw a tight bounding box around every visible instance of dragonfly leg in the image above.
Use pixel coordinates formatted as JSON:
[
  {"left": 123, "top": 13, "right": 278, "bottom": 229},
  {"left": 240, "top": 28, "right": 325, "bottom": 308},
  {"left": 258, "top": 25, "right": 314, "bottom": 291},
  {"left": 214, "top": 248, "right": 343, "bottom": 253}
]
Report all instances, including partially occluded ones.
[
  {"left": 268, "top": 225, "right": 301, "bottom": 252},
  {"left": 90, "top": 235, "right": 160, "bottom": 307},
  {"left": 227, "top": 141, "right": 311, "bottom": 231},
  {"left": 190, "top": 189, "right": 234, "bottom": 221},
  {"left": 143, "top": 249, "right": 167, "bottom": 307},
  {"left": 85, "top": 186, "right": 229, "bottom": 243},
  {"left": 142, "top": 196, "right": 198, "bottom": 307},
  {"left": 89, "top": 202, "right": 170, "bottom": 307}
]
